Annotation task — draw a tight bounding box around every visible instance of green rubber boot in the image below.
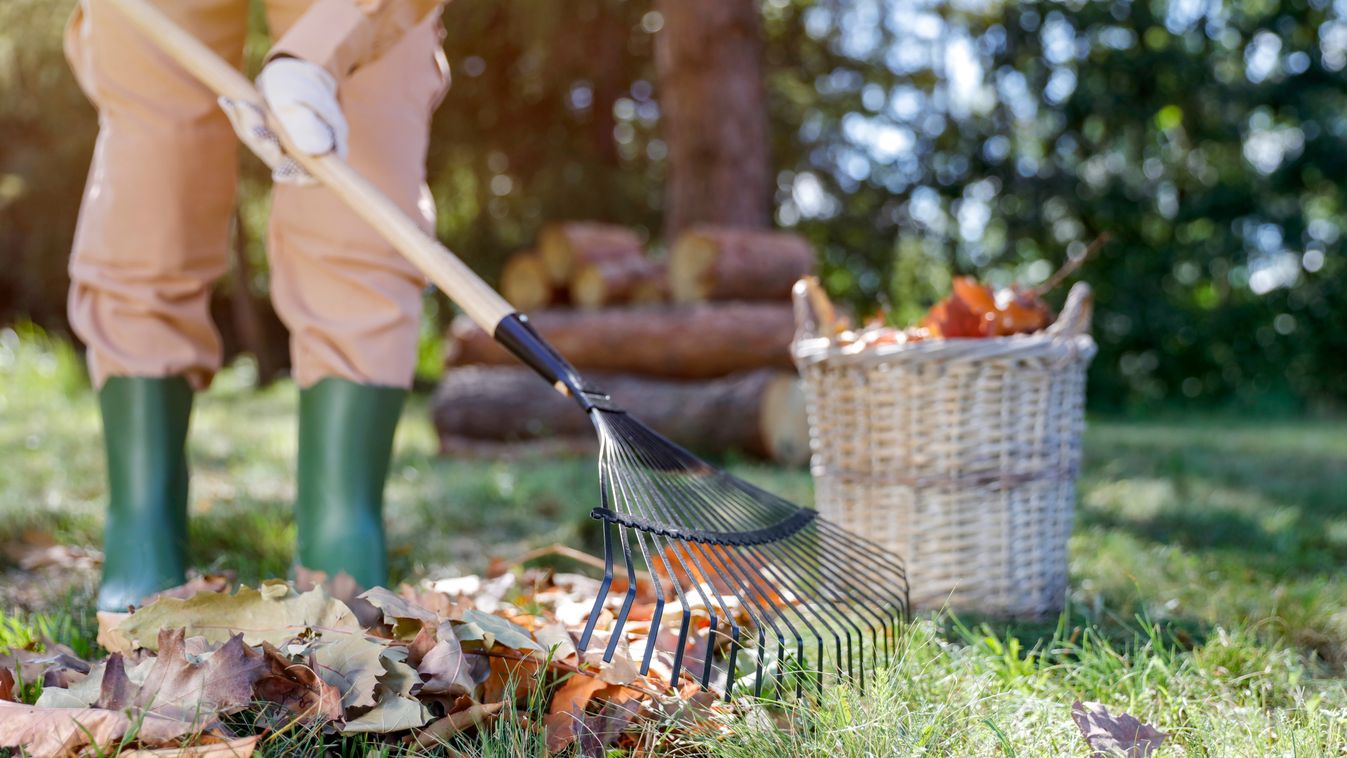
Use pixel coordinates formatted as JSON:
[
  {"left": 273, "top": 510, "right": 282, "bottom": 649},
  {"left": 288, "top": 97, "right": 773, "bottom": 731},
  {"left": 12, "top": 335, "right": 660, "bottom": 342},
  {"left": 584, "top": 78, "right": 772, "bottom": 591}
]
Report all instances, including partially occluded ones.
[
  {"left": 295, "top": 377, "right": 406, "bottom": 589},
  {"left": 96, "top": 377, "right": 193, "bottom": 612}
]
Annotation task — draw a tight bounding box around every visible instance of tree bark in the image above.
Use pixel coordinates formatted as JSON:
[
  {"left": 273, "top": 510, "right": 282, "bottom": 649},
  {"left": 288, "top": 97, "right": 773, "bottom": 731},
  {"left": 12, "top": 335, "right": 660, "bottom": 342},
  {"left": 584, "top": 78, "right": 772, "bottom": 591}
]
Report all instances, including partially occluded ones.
[
  {"left": 569, "top": 257, "right": 667, "bottom": 309},
  {"left": 669, "top": 226, "right": 815, "bottom": 302},
  {"left": 432, "top": 366, "right": 810, "bottom": 464},
  {"left": 444, "top": 302, "right": 796, "bottom": 379},
  {"left": 655, "top": 0, "right": 772, "bottom": 236},
  {"left": 538, "top": 222, "right": 645, "bottom": 284}
]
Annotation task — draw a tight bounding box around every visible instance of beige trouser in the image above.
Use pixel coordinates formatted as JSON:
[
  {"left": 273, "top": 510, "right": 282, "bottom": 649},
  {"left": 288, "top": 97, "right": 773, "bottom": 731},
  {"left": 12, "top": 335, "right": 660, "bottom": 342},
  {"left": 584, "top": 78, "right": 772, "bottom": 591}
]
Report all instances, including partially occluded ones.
[{"left": 65, "top": 0, "right": 449, "bottom": 390}]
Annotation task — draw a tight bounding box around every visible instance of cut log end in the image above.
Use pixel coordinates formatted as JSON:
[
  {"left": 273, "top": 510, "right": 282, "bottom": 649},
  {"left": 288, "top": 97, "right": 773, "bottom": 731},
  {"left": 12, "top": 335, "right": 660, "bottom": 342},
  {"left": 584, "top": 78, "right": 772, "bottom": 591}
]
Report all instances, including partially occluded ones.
[
  {"left": 669, "top": 234, "right": 718, "bottom": 302},
  {"left": 500, "top": 251, "right": 553, "bottom": 312},
  {"left": 539, "top": 222, "right": 645, "bottom": 283},
  {"left": 670, "top": 226, "right": 816, "bottom": 303},
  {"left": 571, "top": 258, "right": 668, "bottom": 309}
]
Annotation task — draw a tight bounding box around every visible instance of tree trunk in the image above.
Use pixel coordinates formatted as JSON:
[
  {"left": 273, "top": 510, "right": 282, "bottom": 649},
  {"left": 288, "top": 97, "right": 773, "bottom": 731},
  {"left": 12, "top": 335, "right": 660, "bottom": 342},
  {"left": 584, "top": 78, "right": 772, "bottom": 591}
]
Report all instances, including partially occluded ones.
[
  {"left": 538, "top": 222, "right": 645, "bottom": 284},
  {"left": 570, "top": 257, "right": 667, "bottom": 309},
  {"left": 444, "top": 302, "right": 796, "bottom": 379},
  {"left": 432, "top": 366, "right": 810, "bottom": 464},
  {"left": 655, "top": 0, "right": 771, "bottom": 236},
  {"left": 669, "top": 226, "right": 815, "bottom": 302}
]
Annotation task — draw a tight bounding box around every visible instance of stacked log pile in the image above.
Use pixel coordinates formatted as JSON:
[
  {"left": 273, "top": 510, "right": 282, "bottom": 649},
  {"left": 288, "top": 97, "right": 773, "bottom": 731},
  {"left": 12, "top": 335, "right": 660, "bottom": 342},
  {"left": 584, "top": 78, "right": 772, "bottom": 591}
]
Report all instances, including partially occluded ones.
[{"left": 432, "top": 222, "right": 817, "bottom": 464}]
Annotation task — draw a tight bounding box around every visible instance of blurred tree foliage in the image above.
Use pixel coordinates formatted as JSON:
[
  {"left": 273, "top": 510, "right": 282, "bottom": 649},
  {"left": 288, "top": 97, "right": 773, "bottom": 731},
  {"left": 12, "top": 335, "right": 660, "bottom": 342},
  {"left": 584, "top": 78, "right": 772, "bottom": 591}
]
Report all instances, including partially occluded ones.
[
  {"left": 770, "top": 0, "right": 1347, "bottom": 411},
  {"left": 1, "top": 0, "right": 1344, "bottom": 410}
]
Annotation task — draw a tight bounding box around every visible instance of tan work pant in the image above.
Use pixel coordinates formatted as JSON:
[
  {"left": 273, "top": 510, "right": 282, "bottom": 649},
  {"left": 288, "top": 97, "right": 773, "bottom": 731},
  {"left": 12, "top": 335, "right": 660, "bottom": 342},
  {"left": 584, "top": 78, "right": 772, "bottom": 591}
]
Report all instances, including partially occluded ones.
[{"left": 65, "top": 0, "right": 449, "bottom": 390}]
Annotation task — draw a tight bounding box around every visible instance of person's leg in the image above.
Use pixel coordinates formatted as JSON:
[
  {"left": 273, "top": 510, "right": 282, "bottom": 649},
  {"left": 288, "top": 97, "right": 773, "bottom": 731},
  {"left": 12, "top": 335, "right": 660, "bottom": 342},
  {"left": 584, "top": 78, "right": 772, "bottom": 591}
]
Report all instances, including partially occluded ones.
[
  {"left": 65, "top": 0, "right": 247, "bottom": 610},
  {"left": 265, "top": 7, "right": 449, "bottom": 588}
]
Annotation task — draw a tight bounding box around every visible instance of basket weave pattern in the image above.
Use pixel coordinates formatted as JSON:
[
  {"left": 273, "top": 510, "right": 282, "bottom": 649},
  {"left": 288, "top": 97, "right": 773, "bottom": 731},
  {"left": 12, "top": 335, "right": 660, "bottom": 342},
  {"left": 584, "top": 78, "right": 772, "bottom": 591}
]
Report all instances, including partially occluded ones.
[{"left": 793, "top": 283, "right": 1096, "bottom": 616}]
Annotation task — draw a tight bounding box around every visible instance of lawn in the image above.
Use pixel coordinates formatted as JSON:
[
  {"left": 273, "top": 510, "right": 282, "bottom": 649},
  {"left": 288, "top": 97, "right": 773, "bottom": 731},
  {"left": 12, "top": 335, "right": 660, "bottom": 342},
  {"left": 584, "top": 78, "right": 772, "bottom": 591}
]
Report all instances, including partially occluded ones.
[{"left": 3, "top": 325, "right": 1346, "bottom": 755}]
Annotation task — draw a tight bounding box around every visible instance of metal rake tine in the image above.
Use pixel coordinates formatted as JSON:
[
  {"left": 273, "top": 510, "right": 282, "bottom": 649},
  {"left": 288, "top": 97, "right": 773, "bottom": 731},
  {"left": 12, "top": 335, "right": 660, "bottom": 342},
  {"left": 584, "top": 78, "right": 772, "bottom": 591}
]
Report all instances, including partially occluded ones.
[
  {"left": 606, "top": 421, "right": 787, "bottom": 696},
  {"left": 610, "top": 416, "right": 855, "bottom": 694},
  {"left": 602, "top": 481, "right": 642, "bottom": 662},
  {"left": 577, "top": 503, "right": 615, "bottom": 653},
  {"left": 639, "top": 449, "right": 882, "bottom": 689},
  {"left": 611, "top": 415, "right": 863, "bottom": 687},
  {"left": 599, "top": 425, "right": 713, "bottom": 686},
  {"left": 635, "top": 488, "right": 797, "bottom": 696},
  {"left": 608, "top": 416, "right": 819, "bottom": 687},
  {"left": 707, "top": 472, "right": 909, "bottom": 659}
]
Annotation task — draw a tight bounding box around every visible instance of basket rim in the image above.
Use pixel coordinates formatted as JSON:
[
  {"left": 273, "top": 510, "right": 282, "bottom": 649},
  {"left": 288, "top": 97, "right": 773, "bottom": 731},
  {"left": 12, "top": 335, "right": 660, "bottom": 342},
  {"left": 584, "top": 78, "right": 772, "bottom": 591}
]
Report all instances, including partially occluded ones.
[{"left": 793, "top": 331, "right": 1097, "bottom": 367}]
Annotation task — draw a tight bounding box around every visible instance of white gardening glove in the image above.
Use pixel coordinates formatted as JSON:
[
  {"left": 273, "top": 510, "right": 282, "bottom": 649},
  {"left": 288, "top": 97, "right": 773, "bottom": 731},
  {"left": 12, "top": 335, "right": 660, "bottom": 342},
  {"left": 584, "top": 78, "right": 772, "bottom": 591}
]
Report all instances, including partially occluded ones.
[{"left": 219, "top": 57, "right": 348, "bottom": 186}]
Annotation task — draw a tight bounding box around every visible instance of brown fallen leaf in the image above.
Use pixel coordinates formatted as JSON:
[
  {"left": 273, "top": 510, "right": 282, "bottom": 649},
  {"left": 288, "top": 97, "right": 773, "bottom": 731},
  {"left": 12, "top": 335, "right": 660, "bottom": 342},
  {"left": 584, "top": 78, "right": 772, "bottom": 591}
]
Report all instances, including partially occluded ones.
[
  {"left": 577, "top": 698, "right": 642, "bottom": 757},
  {"left": 5, "top": 541, "right": 102, "bottom": 571},
  {"left": 121, "top": 735, "right": 260, "bottom": 757},
  {"left": 550, "top": 672, "right": 607, "bottom": 716},
  {"left": 417, "top": 630, "right": 475, "bottom": 699},
  {"left": 0, "top": 667, "right": 14, "bottom": 701},
  {"left": 0, "top": 645, "right": 91, "bottom": 684},
  {"left": 308, "top": 631, "right": 390, "bottom": 711},
  {"left": 294, "top": 567, "right": 382, "bottom": 629},
  {"left": 115, "top": 583, "right": 361, "bottom": 651},
  {"left": 361, "top": 587, "right": 439, "bottom": 639},
  {"left": 407, "top": 626, "right": 437, "bottom": 669},
  {"left": 0, "top": 700, "right": 201, "bottom": 758},
  {"left": 543, "top": 672, "right": 610, "bottom": 754},
  {"left": 583, "top": 635, "right": 640, "bottom": 686},
  {"left": 544, "top": 709, "right": 583, "bottom": 754},
  {"left": 145, "top": 573, "right": 235, "bottom": 603},
  {"left": 1071, "top": 700, "right": 1168, "bottom": 758},
  {"left": 0, "top": 700, "right": 131, "bottom": 757},
  {"left": 411, "top": 698, "right": 505, "bottom": 747},
  {"left": 94, "top": 652, "right": 135, "bottom": 710},
  {"left": 481, "top": 654, "right": 543, "bottom": 704},
  {"left": 113, "top": 629, "right": 265, "bottom": 725},
  {"left": 97, "top": 610, "right": 135, "bottom": 653},
  {"left": 253, "top": 642, "right": 344, "bottom": 724},
  {"left": 398, "top": 585, "right": 460, "bottom": 620},
  {"left": 339, "top": 689, "right": 430, "bottom": 733}
]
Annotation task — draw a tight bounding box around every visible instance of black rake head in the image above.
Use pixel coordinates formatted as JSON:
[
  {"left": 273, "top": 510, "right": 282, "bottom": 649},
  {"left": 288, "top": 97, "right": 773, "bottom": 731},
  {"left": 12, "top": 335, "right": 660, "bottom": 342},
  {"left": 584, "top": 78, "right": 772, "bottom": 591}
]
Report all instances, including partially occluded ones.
[{"left": 496, "top": 313, "right": 910, "bottom": 699}]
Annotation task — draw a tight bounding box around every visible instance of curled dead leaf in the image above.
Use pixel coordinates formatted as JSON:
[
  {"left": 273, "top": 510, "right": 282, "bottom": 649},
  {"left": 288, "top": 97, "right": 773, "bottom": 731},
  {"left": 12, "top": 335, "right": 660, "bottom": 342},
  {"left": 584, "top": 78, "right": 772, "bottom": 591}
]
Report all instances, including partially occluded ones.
[
  {"left": 121, "top": 735, "right": 259, "bottom": 757},
  {"left": 410, "top": 698, "right": 505, "bottom": 747},
  {"left": 1071, "top": 700, "right": 1168, "bottom": 758},
  {"left": 416, "top": 631, "right": 475, "bottom": 699},
  {"left": 253, "top": 642, "right": 344, "bottom": 724}
]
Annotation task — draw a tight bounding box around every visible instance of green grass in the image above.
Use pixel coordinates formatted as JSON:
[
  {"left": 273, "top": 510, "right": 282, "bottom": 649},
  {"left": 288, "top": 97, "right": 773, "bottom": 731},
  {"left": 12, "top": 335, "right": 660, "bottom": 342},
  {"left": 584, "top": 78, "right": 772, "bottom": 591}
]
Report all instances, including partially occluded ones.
[{"left": 3, "top": 324, "right": 1347, "bottom": 755}]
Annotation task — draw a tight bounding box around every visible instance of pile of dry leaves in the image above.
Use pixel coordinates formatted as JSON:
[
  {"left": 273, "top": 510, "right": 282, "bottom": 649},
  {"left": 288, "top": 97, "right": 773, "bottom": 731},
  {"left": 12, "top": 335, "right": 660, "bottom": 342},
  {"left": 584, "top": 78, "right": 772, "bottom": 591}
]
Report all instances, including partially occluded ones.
[
  {"left": 805, "top": 234, "right": 1109, "bottom": 351},
  {"left": 0, "top": 555, "right": 732, "bottom": 758}
]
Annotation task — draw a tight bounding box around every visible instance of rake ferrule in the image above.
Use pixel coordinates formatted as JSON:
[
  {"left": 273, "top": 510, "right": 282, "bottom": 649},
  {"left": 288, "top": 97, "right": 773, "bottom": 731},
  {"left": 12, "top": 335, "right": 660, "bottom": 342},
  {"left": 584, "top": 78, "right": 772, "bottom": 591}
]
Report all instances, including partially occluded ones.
[{"left": 492, "top": 313, "right": 613, "bottom": 411}]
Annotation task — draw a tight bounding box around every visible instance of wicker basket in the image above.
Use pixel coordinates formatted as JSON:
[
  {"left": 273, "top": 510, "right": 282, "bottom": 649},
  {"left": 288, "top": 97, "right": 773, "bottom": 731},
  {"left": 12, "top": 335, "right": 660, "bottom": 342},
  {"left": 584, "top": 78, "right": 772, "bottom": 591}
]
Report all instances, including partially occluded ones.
[{"left": 792, "top": 282, "right": 1096, "bottom": 616}]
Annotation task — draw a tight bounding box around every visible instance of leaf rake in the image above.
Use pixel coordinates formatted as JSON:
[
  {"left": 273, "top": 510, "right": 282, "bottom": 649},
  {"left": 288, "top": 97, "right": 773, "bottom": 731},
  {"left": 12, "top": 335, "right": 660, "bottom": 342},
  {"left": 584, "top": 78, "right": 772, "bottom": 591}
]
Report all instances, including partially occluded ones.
[{"left": 109, "top": 0, "right": 910, "bottom": 699}]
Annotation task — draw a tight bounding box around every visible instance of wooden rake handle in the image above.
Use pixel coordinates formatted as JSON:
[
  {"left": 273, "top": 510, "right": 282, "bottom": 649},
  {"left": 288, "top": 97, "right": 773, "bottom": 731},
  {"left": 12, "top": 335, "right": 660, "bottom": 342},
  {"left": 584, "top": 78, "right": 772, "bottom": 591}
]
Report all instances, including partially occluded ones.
[{"left": 103, "top": 0, "right": 515, "bottom": 334}]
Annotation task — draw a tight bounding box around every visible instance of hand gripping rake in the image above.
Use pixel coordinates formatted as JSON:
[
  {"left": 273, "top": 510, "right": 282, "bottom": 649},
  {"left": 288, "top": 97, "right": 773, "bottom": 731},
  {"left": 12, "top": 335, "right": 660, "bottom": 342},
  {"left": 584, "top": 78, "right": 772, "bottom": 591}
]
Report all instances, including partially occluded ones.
[{"left": 109, "top": 0, "right": 909, "bottom": 698}]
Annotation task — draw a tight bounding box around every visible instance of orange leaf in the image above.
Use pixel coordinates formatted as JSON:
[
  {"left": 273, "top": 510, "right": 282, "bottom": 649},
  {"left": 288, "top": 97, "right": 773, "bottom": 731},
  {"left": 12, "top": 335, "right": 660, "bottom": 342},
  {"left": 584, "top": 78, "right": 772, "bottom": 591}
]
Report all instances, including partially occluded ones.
[
  {"left": 980, "top": 287, "right": 1052, "bottom": 336},
  {"left": 920, "top": 294, "right": 983, "bottom": 338},
  {"left": 951, "top": 276, "right": 998, "bottom": 318},
  {"left": 548, "top": 672, "right": 607, "bottom": 718},
  {"left": 481, "top": 655, "right": 542, "bottom": 704}
]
